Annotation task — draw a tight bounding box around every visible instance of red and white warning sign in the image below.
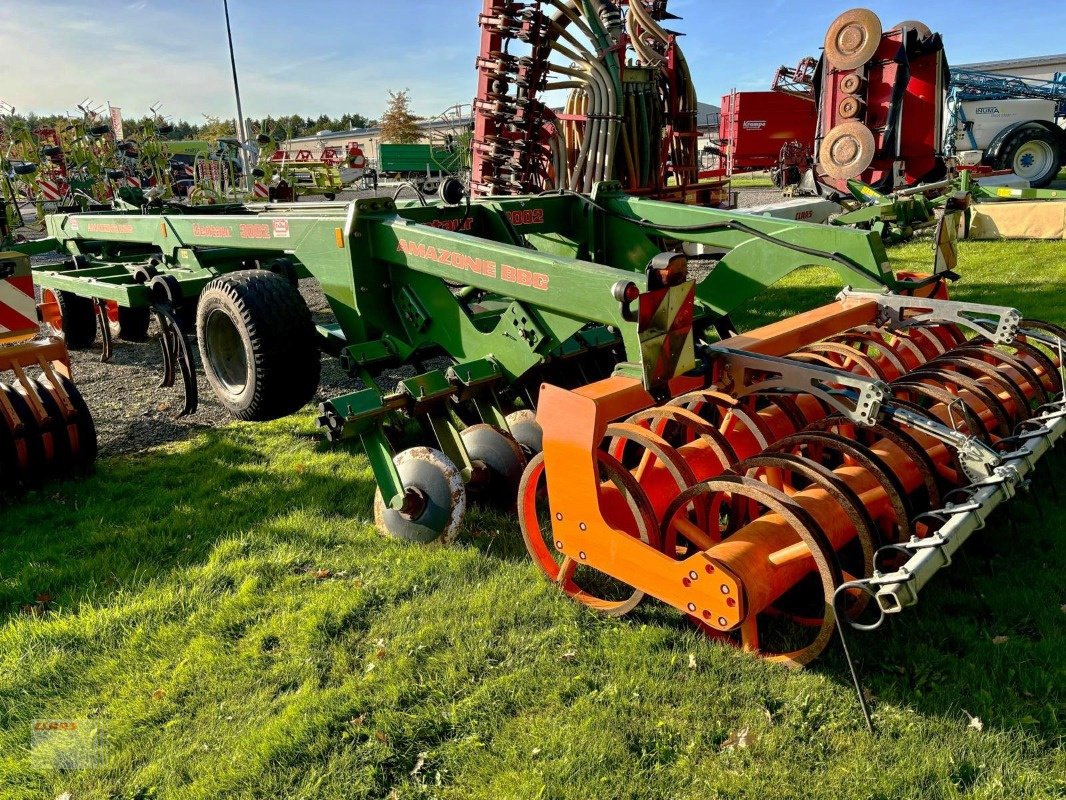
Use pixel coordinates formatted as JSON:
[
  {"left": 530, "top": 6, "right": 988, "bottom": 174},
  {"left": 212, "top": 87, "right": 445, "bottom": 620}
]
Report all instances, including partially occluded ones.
[
  {"left": 272, "top": 218, "right": 290, "bottom": 238},
  {"left": 127, "top": 175, "right": 142, "bottom": 189},
  {"left": 37, "top": 179, "right": 63, "bottom": 201},
  {"left": 0, "top": 257, "right": 39, "bottom": 337},
  {"left": 253, "top": 182, "right": 270, "bottom": 199}
]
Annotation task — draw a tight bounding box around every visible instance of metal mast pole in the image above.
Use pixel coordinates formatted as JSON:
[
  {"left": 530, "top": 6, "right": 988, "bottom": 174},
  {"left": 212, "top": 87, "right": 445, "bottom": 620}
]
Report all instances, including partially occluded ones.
[{"left": 223, "top": 0, "right": 250, "bottom": 185}]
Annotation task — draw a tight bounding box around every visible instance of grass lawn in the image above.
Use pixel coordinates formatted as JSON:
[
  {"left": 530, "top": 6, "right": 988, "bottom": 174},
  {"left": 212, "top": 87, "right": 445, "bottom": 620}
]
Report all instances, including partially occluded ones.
[
  {"left": 2, "top": 239, "right": 1066, "bottom": 799},
  {"left": 729, "top": 172, "right": 775, "bottom": 189}
]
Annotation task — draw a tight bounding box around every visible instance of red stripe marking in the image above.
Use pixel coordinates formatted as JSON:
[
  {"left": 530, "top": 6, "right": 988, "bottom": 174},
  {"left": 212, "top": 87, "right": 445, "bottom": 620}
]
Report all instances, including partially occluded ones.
[{"left": 0, "top": 302, "right": 37, "bottom": 332}]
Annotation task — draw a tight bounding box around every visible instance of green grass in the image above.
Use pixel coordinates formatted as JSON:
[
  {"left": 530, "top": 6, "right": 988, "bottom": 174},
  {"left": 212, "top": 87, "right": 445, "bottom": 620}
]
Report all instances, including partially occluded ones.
[
  {"left": 730, "top": 172, "right": 775, "bottom": 189},
  {"left": 3, "top": 240, "right": 1066, "bottom": 799}
]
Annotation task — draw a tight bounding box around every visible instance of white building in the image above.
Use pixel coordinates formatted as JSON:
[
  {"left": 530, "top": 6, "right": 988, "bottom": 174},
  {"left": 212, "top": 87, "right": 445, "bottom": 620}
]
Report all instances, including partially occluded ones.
[{"left": 955, "top": 53, "right": 1066, "bottom": 82}]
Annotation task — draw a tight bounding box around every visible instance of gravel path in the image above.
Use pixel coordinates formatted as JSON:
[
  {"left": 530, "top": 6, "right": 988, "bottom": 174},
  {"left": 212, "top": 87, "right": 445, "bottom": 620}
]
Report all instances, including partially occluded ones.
[{"left": 17, "top": 183, "right": 785, "bottom": 457}]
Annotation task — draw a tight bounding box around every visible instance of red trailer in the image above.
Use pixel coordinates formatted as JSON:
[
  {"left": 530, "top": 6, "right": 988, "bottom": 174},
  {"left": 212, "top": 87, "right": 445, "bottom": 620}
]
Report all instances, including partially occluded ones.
[{"left": 719, "top": 90, "right": 816, "bottom": 174}]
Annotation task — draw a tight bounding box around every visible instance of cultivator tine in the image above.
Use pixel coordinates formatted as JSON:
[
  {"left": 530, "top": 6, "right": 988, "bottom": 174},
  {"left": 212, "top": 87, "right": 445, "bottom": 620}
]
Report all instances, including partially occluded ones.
[
  {"left": 152, "top": 304, "right": 198, "bottom": 417},
  {"left": 95, "top": 299, "right": 113, "bottom": 362}
]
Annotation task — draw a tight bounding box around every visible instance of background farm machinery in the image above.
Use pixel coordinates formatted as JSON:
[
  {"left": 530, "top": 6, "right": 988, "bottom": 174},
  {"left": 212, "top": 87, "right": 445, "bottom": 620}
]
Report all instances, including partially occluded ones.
[
  {"left": 0, "top": 250, "right": 96, "bottom": 492},
  {"left": 717, "top": 9, "right": 1066, "bottom": 243},
  {"left": 26, "top": 170, "right": 1066, "bottom": 700},
  {"left": 470, "top": 0, "right": 729, "bottom": 206}
]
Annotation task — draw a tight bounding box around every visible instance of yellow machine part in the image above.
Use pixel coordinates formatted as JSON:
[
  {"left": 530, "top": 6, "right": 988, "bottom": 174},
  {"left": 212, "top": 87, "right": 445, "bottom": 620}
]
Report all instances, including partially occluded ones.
[{"left": 966, "top": 201, "right": 1066, "bottom": 240}]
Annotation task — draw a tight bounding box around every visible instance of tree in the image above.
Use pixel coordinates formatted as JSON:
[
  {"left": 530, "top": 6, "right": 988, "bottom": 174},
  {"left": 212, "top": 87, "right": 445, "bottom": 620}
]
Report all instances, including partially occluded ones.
[
  {"left": 199, "top": 116, "right": 238, "bottom": 143},
  {"left": 379, "top": 90, "right": 421, "bottom": 144}
]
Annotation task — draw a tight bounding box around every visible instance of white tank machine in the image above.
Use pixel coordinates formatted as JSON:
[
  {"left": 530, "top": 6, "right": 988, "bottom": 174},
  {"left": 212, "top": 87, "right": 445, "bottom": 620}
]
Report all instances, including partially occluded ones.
[{"left": 947, "top": 69, "right": 1066, "bottom": 187}]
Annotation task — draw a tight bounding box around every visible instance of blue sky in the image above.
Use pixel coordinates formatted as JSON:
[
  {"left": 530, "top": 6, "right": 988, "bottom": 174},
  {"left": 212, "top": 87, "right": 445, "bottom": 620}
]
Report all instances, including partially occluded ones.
[{"left": 2, "top": 0, "right": 1063, "bottom": 122}]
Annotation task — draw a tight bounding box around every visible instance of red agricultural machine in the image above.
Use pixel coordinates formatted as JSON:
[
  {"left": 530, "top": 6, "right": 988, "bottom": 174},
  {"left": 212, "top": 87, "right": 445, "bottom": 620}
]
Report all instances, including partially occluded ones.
[
  {"left": 719, "top": 90, "right": 816, "bottom": 186},
  {"left": 720, "top": 12, "right": 948, "bottom": 195},
  {"left": 814, "top": 11, "right": 949, "bottom": 194},
  {"left": 0, "top": 250, "right": 96, "bottom": 491},
  {"left": 471, "top": 0, "right": 728, "bottom": 206}
]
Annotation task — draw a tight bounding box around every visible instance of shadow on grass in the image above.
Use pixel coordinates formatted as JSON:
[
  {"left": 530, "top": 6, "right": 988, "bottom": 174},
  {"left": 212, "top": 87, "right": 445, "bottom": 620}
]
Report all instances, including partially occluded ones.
[
  {"left": 461, "top": 464, "right": 1065, "bottom": 740},
  {"left": 0, "top": 423, "right": 377, "bottom": 618}
]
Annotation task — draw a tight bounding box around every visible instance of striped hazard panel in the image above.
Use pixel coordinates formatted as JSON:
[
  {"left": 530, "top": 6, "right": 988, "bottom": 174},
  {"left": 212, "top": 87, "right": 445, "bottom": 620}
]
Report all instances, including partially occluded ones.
[
  {"left": 37, "top": 179, "right": 64, "bottom": 201},
  {"left": 638, "top": 281, "right": 696, "bottom": 388},
  {"left": 0, "top": 254, "right": 39, "bottom": 338}
]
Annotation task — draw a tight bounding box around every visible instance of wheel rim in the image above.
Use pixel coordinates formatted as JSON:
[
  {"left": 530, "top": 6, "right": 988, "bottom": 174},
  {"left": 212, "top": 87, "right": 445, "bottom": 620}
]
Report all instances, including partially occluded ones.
[
  {"left": 40, "top": 289, "right": 63, "bottom": 336},
  {"left": 1013, "top": 139, "right": 1055, "bottom": 182},
  {"left": 204, "top": 308, "right": 249, "bottom": 393}
]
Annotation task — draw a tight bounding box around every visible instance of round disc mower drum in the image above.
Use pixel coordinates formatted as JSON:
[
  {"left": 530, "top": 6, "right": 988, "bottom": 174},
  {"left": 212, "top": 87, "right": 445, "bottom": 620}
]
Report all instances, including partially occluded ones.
[
  {"left": 839, "top": 73, "right": 864, "bottom": 94},
  {"left": 837, "top": 96, "right": 864, "bottom": 120},
  {"left": 373, "top": 447, "right": 467, "bottom": 545},
  {"left": 819, "top": 122, "right": 876, "bottom": 180},
  {"left": 893, "top": 19, "right": 932, "bottom": 39},
  {"left": 824, "top": 8, "right": 882, "bottom": 70}
]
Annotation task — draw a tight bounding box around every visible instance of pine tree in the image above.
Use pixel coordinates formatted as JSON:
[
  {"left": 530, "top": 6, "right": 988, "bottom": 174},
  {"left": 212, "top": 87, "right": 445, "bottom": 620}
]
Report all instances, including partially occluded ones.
[{"left": 379, "top": 90, "right": 421, "bottom": 144}]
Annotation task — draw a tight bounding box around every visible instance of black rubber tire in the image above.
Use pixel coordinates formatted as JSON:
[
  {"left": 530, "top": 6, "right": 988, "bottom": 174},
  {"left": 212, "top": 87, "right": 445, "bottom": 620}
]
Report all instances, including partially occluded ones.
[
  {"left": 37, "top": 373, "right": 97, "bottom": 474},
  {"left": 52, "top": 291, "right": 97, "bottom": 349},
  {"left": 998, "top": 128, "right": 1062, "bottom": 188},
  {"left": 196, "top": 269, "right": 320, "bottom": 421},
  {"left": 114, "top": 304, "right": 151, "bottom": 342}
]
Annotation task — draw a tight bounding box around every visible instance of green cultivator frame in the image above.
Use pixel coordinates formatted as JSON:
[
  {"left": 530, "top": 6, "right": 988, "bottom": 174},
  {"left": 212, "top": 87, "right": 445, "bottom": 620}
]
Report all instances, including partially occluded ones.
[
  {"left": 33, "top": 184, "right": 908, "bottom": 532},
  {"left": 27, "top": 182, "right": 1066, "bottom": 718}
]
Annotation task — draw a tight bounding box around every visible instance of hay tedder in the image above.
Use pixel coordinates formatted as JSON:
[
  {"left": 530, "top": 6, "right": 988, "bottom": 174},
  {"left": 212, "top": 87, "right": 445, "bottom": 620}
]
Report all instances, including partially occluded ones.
[
  {"left": 0, "top": 250, "right": 96, "bottom": 491},
  {"left": 27, "top": 175, "right": 1066, "bottom": 689}
]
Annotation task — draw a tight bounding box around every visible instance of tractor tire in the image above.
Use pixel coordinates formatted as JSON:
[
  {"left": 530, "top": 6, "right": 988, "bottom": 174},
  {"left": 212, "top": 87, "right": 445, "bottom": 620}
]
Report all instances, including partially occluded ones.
[
  {"left": 196, "top": 269, "right": 320, "bottom": 421},
  {"left": 44, "top": 289, "right": 96, "bottom": 349},
  {"left": 999, "top": 128, "right": 1061, "bottom": 188},
  {"left": 111, "top": 303, "right": 151, "bottom": 342}
]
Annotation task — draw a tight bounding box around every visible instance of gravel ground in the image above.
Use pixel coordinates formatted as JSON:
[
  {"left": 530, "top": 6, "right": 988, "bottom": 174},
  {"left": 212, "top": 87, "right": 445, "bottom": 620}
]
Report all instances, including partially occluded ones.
[
  {"left": 735, "top": 186, "right": 789, "bottom": 209},
  {"left": 13, "top": 183, "right": 784, "bottom": 457}
]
